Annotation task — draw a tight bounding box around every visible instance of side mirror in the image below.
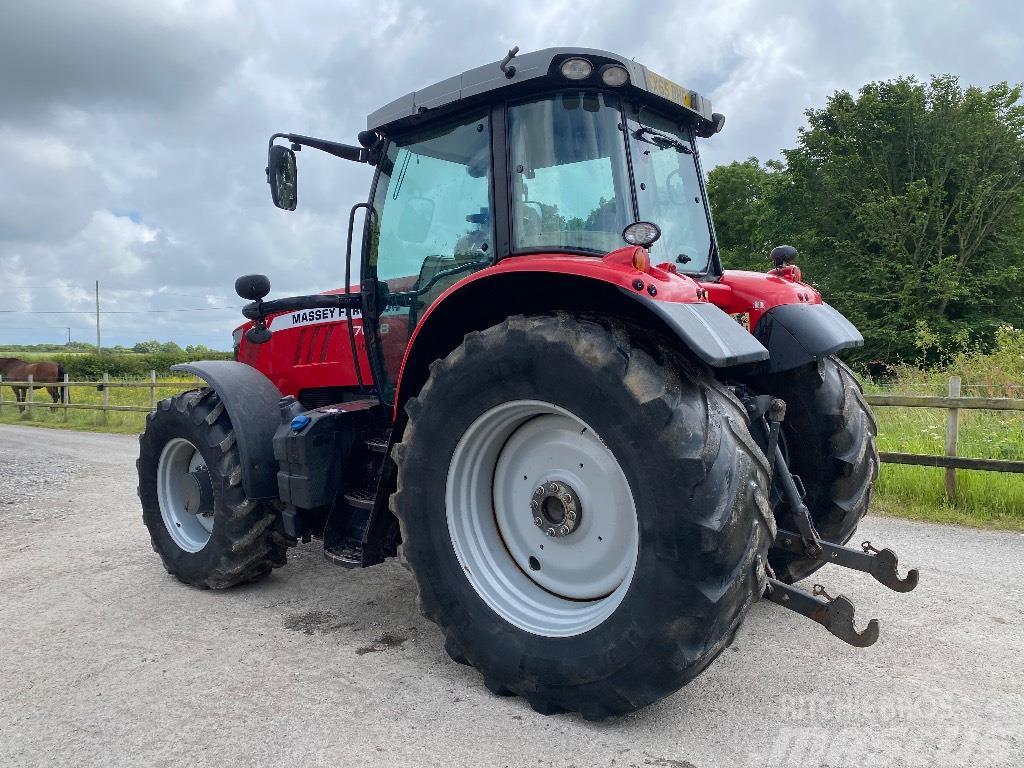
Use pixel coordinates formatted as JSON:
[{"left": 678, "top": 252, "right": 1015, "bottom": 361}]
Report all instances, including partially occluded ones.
[
  {"left": 267, "top": 144, "right": 297, "bottom": 210},
  {"left": 235, "top": 274, "right": 271, "bottom": 301}
]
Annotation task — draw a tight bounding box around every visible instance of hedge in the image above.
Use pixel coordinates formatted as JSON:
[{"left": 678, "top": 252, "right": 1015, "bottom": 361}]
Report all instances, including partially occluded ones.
[{"left": 28, "top": 351, "right": 233, "bottom": 380}]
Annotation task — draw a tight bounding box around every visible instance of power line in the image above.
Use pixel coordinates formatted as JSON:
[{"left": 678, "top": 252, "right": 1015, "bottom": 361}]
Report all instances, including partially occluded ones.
[
  {"left": 8, "top": 286, "right": 232, "bottom": 298},
  {"left": 0, "top": 307, "right": 242, "bottom": 314}
]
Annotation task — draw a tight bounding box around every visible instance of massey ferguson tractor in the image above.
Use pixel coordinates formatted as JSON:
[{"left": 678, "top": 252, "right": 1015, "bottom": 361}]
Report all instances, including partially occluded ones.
[{"left": 137, "top": 47, "right": 918, "bottom": 719}]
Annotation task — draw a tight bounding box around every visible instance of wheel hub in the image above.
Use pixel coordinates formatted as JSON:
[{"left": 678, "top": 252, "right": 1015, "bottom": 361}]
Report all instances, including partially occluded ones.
[
  {"left": 531, "top": 480, "right": 582, "bottom": 537},
  {"left": 157, "top": 438, "right": 215, "bottom": 553},
  {"left": 446, "top": 400, "right": 639, "bottom": 637},
  {"left": 181, "top": 467, "right": 214, "bottom": 517}
]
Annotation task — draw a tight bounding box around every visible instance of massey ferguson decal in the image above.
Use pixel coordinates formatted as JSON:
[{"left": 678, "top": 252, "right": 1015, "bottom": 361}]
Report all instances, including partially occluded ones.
[{"left": 270, "top": 306, "right": 362, "bottom": 331}]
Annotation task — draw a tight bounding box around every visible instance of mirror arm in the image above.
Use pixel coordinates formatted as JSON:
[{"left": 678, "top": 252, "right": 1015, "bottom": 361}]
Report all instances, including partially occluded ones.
[
  {"left": 242, "top": 292, "right": 361, "bottom": 321},
  {"left": 271, "top": 132, "right": 372, "bottom": 164}
]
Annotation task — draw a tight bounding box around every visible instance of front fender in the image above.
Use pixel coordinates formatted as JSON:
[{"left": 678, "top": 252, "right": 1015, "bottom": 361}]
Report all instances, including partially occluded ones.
[
  {"left": 171, "top": 360, "right": 283, "bottom": 500},
  {"left": 753, "top": 303, "right": 863, "bottom": 374},
  {"left": 639, "top": 294, "right": 769, "bottom": 367}
]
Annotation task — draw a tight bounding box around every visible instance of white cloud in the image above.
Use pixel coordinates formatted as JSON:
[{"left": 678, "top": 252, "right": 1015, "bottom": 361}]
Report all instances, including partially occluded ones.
[{"left": 1, "top": 0, "right": 1021, "bottom": 348}]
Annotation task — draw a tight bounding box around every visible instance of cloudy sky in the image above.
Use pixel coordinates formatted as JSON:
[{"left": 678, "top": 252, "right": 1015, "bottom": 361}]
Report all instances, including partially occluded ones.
[{"left": 1, "top": 0, "right": 1020, "bottom": 349}]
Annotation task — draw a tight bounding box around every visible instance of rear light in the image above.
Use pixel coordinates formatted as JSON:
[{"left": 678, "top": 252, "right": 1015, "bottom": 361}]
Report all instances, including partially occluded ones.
[
  {"left": 600, "top": 64, "right": 629, "bottom": 87},
  {"left": 560, "top": 58, "right": 593, "bottom": 80}
]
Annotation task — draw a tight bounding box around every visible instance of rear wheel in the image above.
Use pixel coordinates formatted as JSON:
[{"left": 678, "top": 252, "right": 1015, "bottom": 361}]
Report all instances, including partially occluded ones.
[
  {"left": 758, "top": 356, "right": 879, "bottom": 583},
  {"left": 392, "top": 314, "right": 774, "bottom": 719},
  {"left": 137, "top": 389, "right": 291, "bottom": 588}
]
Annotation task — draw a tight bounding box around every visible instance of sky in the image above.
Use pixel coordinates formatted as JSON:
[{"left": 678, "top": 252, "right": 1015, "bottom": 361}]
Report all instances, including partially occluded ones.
[{"left": 1, "top": 0, "right": 1020, "bottom": 349}]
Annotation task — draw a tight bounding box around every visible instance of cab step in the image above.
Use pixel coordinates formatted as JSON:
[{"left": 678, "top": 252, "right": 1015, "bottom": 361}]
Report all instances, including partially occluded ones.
[
  {"left": 324, "top": 543, "right": 364, "bottom": 569},
  {"left": 344, "top": 488, "right": 375, "bottom": 510},
  {"left": 364, "top": 435, "right": 388, "bottom": 454}
]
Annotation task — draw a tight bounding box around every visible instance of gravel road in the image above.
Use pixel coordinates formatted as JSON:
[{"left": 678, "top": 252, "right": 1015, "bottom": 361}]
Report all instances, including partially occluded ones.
[{"left": 1, "top": 423, "right": 1021, "bottom": 768}]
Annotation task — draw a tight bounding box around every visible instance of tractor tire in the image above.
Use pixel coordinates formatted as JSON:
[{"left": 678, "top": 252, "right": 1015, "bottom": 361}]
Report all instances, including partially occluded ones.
[
  {"left": 391, "top": 313, "right": 774, "bottom": 719},
  {"left": 758, "top": 355, "right": 879, "bottom": 583},
  {"left": 137, "top": 388, "right": 291, "bottom": 589}
]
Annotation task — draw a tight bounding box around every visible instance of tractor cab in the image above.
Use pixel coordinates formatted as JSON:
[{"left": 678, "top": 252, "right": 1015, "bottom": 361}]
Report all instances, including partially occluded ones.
[{"left": 252, "top": 48, "right": 733, "bottom": 403}]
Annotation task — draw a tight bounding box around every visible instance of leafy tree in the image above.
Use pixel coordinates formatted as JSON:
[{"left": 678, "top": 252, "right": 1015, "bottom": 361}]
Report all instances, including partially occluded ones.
[
  {"left": 707, "top": 158, "right": 784, "bottom": 271},
  {"left": 709, "top": 75, "right": 1024, "bottom": 364},
  {"left": 132, "top": 340, "right": 162, "bottom": 353}
]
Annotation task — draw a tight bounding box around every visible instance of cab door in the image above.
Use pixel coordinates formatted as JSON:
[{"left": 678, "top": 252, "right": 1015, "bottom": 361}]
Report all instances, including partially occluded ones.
[{"left": 362, "top": 111, "right": 495, "bottom": 404}]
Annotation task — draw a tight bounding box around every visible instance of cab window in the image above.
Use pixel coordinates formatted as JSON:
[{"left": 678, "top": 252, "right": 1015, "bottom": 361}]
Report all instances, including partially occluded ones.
[
  {"left": 507, "top": 92, "right": 633, "bottom": 254},
  {"left": 368, "top": 112, "right": 493, "bottom": 395}
]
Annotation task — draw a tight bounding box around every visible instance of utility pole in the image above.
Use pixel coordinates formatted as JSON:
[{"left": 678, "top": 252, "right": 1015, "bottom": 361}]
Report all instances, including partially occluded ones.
[
  {"left": 95, "top": 279, "right": 101, "bottom": 353},
  {"left": 66, "top": 327, "right": 71, "bottom": 345}
]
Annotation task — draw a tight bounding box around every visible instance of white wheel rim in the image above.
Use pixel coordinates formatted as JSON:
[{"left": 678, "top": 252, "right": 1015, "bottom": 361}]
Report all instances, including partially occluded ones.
[
  {"left": 446, "top": 400, "right": 639, "bottom": 637},
  {"left": 157, "top": 438, "right": 213, "bottom": 553}
]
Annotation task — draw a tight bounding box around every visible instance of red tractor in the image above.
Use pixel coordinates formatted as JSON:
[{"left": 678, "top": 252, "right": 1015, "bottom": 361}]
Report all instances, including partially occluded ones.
[{"left": 137, "top": 47, "right": 917, "bottom": 719}]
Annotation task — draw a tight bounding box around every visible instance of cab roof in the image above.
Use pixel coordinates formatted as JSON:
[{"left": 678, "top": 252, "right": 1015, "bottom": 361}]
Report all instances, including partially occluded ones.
[{"left": 367, "top": 47, "right": 715, "bottom": 135}]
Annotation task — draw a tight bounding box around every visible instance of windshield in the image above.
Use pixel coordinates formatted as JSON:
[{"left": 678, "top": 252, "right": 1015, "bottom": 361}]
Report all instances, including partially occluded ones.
[
  {"left": 508, "top": 92, "right": 634, "bottom": 254},
  {"left": 507, "top": 93, "right": 715, "bottom": 271},
  {"left": 625, "top": 105, "right": 714, "bottom": 272}
]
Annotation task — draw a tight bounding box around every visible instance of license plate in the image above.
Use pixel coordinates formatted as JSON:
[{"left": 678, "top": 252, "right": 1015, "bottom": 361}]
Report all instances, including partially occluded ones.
[{"left": 646, "top": 70, "right": 693, "bottom": 109}]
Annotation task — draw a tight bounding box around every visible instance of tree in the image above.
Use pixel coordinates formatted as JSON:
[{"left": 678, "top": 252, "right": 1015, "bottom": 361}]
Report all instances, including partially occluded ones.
[
  {"left": 709, "top": 75, "right": 1024, "bottom": 364},
  {"left": 132, "top": 340, "right": 162, "bottom": 353},
  {"left": 707, "top": 158, "right": 785, "bottom": 271}
]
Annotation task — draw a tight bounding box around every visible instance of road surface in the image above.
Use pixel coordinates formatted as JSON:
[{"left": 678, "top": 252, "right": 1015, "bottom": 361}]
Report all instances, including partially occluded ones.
[{"left": 1, "top": 423, "right": 1021, "bottom": 767}]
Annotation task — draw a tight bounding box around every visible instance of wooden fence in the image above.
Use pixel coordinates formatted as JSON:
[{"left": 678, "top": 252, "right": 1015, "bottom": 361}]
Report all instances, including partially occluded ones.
[
  {"left": 0, "top": 372, "right": 194, "bottom": 425},
  {"left": 2, "top": 373, "right": 1021, "bottom": 498},
  {"left": 864, "top": 376, "right": 1024, "bottom": 498}
]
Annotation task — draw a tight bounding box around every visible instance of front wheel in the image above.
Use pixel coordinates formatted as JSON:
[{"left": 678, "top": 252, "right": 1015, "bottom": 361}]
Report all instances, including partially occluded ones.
[
  {"left": 137, "top": 389, "right": 291, "bottom": 588},
  {"left": 392, "top": 314, "right": 774, "bottom": 719},
  {"left": 757, "top": 356, "right": 879, "bottom": 583}
]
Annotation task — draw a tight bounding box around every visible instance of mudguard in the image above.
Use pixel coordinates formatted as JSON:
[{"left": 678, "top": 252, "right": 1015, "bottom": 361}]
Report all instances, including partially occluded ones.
[
  {"left": 753, "top": 303, "right": 863, "bottom": 374},
  {"left": 635, "top": 294, "right": 770, "bottom": 367},
  {"left": 171, "top": 361, "right": 283, "bottom": 500}
]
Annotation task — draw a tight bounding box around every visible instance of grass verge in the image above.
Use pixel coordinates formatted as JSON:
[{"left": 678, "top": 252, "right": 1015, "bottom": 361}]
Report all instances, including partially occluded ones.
[{"left": 869, "top": 405, "right": 1024, "bottom": 530}]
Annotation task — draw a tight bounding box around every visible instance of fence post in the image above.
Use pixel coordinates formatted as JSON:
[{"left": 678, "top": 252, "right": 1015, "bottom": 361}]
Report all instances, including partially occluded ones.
[
  {"left": 101, "top": 372, "right": 110, "bottom": 425},
  {"left": 27, "top": 374, "right": 34, "bottom": 417},
  {"left": 150, "top": 370, "right": 157, "bottom": 411},
  {"left": 63, "top": 373, "right": 70, "bottom": 422},
  {"left": 945, "top": 376, "right": 961, "bottom": 500},
  {"left": 0, "top": 374, "right": 4, "bottom": 415}
]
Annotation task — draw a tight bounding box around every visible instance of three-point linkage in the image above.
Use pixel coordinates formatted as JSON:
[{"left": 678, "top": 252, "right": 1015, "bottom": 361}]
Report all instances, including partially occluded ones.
[{"left": 744, "top": 392, "right": 919, "bottom": 648}]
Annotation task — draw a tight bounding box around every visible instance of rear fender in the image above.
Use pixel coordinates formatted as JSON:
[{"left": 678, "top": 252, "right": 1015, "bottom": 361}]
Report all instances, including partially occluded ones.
[
  {"left": 392, "top": 261, "right": 769, "bottom": 418},
  {"left": 171, "top": 361, "right": 282, "bottom": 500}
]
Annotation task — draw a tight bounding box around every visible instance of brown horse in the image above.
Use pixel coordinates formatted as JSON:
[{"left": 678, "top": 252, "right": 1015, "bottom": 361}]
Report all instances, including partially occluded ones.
[{"left": 0, "top": 357, "right": 67, "bottom": 412}]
